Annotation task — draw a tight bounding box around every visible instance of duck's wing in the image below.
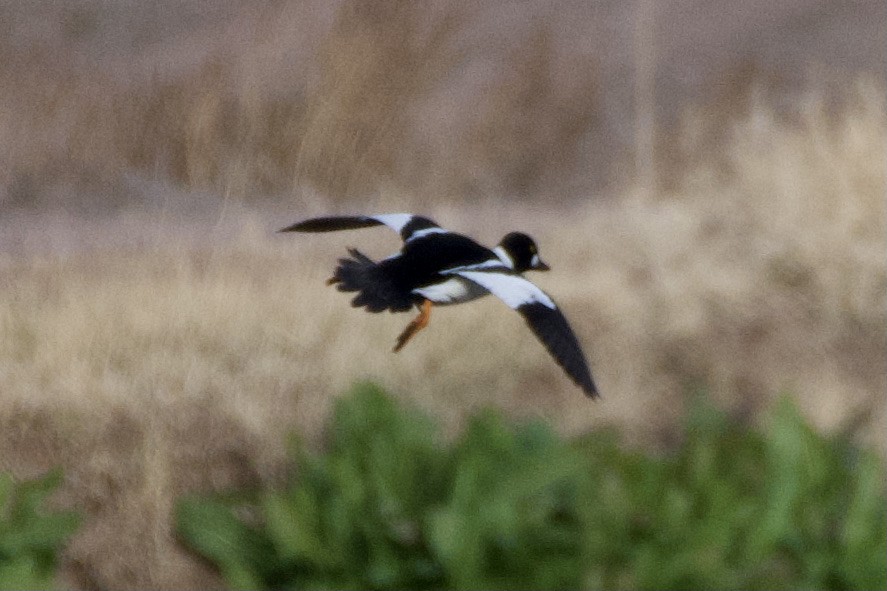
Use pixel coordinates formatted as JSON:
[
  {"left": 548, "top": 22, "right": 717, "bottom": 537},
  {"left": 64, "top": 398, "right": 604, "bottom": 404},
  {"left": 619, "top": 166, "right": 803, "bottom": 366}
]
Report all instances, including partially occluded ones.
[
  {"left": 447, "top": 268, "right": 599, "bottom": 398},
  {"left": 278, "top": 214, "right": 446, "bottom": 243}
]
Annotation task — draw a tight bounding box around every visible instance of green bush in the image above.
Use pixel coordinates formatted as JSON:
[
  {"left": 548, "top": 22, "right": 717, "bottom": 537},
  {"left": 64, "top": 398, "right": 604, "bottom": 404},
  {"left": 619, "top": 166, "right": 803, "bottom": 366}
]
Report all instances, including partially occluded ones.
[
  {"left": 0, "top": 469, "right": 80, "bottom": 590},
  {"left": 177, "top": 383, "right": 887, "bottom": 590}
]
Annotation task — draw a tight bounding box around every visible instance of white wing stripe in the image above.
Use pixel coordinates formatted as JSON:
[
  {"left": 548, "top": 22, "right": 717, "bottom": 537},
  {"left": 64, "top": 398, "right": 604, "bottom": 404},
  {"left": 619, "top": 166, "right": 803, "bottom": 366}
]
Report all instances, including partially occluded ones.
[
  {"left": 450, "top": 270, "right": 556, "bottom": 310},
  {"left": 492, "top": 246, "right": 515, "bottom": 269},
  {"left": 369, "top": 213, "right": 414, "bottom": 234},
  {"left": 407, "top": 227, "right": 448, "bottom": 241},
  {"left": 442, "top": 259, "right": 506, "bottom": 273}
]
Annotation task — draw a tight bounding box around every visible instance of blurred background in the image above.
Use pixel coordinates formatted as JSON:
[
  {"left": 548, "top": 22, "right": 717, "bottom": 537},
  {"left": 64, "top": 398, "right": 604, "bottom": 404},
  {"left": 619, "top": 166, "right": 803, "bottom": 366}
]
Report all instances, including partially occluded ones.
[
  {"left": 2, "top": 0, "right": 884, "bottom": 205},
  {"left": 0, "top": 1, "right": 884, "bottom": 588}
]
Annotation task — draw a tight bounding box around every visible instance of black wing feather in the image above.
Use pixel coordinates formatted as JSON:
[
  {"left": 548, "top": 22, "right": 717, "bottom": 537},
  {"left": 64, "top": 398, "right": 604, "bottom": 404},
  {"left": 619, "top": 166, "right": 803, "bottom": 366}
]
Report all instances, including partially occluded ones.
[
  {"left": 517, "top": 302, "right": 599, "bottom": 398},
  {"left": 279, "top": 214, "right": 443, "bottom": 242},
  {"left": 278, "top": 216, "right": 383, "bottom": 233},
  {"left": 448, "top": 269, "right": 598, "bottom": 398}
]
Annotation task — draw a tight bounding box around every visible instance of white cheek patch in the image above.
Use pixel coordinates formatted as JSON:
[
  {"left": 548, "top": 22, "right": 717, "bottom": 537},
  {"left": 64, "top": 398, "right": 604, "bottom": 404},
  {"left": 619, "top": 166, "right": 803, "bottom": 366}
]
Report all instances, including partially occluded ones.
[{"left": 531, "top": 254, "right": 540, "bottom": 268}]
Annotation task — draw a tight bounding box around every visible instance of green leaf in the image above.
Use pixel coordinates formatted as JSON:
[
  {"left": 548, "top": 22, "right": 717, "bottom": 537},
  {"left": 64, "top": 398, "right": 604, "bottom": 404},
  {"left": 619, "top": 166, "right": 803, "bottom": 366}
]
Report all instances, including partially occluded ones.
[
  {"left": 0, "top": 474, "right": 14, "bottom": 516},
  {"left": 175, "top": 495, "right": 272, "bottom": 588},
  {"left": 0, "top": 512, "right": 81, "bottom": 557},
  {"left": 0, "top": 469, "right": 80, "bottom": 590},
  {"left": 0, "top": 555, "right": 54, "bottom": 591},
  {"left": 263, "top": 490, "right": 337, "bottom": 569}
]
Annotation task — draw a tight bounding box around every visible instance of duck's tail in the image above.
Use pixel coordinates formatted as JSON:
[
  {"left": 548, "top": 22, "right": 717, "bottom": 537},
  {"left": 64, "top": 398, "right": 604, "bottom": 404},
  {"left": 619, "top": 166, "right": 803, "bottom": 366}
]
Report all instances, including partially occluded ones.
[{"left": 327, "top": 249, "right": 414, "bottom": 313}]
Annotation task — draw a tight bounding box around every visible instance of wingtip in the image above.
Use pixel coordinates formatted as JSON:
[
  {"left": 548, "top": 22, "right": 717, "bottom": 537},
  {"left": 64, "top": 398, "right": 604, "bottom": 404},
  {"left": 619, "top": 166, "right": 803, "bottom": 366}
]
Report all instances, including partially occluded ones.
[
  {"left": 584, "top": 385, "right": 601, "bottom": 400},
  {"left": 277, "top": 222, "right": 301, "bottom": 233}
]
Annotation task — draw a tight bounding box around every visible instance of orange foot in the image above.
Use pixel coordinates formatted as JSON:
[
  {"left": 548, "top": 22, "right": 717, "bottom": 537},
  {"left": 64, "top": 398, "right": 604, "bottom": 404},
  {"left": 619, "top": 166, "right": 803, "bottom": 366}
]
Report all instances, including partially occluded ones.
[{"left": 393, "top": 299, "right": 433, "bottom": 352}]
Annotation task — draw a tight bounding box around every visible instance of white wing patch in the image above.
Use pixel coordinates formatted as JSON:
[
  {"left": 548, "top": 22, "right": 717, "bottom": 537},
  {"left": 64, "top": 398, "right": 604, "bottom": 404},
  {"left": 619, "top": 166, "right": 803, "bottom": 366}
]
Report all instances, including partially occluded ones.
[
  {"left": 442, "top": 259, "right": 506, "bottom": 273},
  {"left": 369, "top": 213, "right": 414, "bottom": 234},
  {"left": 493, "top": 245, "right": 515, "bottom": 269},
  {"left": 448, "top": 270, "right": 556, "bottom": 310},
  {"left": 407, "top": 227, "right": 448, "bottom": 241}
]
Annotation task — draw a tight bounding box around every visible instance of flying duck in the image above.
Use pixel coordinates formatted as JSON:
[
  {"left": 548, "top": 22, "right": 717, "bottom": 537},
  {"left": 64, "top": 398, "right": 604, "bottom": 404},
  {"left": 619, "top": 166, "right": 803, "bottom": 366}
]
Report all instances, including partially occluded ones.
[{"left": 279, "top": 214, "right": 598, "bottom": 398}]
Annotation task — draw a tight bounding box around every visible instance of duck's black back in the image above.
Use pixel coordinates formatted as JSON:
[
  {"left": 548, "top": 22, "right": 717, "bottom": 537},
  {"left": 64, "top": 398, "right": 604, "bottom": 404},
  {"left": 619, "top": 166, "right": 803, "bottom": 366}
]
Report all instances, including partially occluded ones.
[{"left": 381, "top": 233, "right": 495, "bottom": 293}]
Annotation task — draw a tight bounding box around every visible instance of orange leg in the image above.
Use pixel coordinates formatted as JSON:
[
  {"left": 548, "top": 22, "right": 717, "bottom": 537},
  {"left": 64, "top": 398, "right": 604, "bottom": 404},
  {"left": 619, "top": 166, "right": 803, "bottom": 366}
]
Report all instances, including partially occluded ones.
[{"left": 393, "top": 299, "right": 433, "bottom": 352}]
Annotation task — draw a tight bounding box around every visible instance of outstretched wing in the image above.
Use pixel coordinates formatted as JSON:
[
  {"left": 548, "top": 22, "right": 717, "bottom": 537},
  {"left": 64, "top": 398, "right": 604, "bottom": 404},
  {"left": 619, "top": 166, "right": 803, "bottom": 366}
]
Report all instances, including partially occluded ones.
[
  {"left": 278, "top": 214, "right": 446, "bottom": 243},
  {"left": 449, "top": 269, "right": 599, "bottom": 398}
]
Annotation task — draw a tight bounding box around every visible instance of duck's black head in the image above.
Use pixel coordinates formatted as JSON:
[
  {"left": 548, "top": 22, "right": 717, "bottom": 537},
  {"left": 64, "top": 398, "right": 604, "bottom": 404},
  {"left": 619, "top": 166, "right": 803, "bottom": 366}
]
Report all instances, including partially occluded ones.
[{"left": 496, "top": 232, "right": 550, "bottom": 273}]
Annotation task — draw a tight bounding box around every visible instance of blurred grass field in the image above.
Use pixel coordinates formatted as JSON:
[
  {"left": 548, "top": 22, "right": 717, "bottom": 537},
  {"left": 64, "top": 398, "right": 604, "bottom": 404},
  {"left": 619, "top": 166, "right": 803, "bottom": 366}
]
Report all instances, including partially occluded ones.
[{"left": 0, "top": 1, "right": 885, "bottom": 588}]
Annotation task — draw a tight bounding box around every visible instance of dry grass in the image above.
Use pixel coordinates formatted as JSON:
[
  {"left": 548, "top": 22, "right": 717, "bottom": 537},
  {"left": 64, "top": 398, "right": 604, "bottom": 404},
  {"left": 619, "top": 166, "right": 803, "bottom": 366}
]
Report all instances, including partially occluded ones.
[
  {"left": 3, "top": 0, "right": 883, "bottom": 210},
  {"left": 1, "top": 80, "right": 884, "bottom": 587},
  {"left": 0, "top": 2, "right": 884, "bottom": 588},
  {"left": 0, "top": 1, "right": 602, "bottom": 208}
]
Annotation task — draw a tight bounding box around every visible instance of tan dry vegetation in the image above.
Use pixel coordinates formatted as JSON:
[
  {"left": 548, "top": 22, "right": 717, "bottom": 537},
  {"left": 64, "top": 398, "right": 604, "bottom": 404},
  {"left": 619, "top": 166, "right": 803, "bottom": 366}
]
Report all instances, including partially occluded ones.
[
  {"left": 4, "top": 0, "right": 884, "bottom": 211},
  {"left": 0, "top": 1, "right": 603, "bottom": 210},
  {"left": 1, "top": 81, "right": 885, "bottom": 587},
  {"left": 0, "top": 1, "right": 885, "bottom": 588}
]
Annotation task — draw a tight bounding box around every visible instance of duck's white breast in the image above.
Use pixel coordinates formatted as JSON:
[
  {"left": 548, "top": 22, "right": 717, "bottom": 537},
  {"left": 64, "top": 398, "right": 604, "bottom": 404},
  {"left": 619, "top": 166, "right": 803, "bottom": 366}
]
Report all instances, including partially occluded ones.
[{"left": 412, "top": 277, "right": 489, "bottom": 305}]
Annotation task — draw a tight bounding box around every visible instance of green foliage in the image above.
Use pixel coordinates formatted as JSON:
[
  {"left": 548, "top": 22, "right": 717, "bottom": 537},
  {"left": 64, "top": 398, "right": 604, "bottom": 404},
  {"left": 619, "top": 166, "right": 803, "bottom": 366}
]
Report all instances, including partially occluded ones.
[
  {"left": 574, "top": 395, "right": 887, "bottom": 590},
  {"left": 177, "top": 383, "right": 887, "bottom": 590},
  {"left": 0, "top": 469, "right": 80, "bottom": 590}
]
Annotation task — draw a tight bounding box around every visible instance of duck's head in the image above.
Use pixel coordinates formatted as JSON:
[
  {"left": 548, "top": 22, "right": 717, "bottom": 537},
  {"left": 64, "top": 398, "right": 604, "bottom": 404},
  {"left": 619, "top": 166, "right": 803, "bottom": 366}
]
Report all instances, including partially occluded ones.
[{"left": 495, "top": 232, "right": 550, "bottom": 273}]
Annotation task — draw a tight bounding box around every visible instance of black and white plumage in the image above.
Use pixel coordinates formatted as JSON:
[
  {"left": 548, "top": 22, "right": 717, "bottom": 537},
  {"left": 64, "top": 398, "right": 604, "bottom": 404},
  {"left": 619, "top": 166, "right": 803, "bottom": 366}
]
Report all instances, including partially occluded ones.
[{"left": 279, "top": 214, "right": 598, "bottom": 398}]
